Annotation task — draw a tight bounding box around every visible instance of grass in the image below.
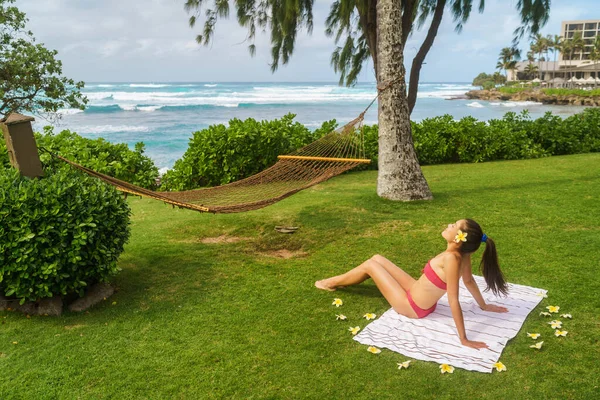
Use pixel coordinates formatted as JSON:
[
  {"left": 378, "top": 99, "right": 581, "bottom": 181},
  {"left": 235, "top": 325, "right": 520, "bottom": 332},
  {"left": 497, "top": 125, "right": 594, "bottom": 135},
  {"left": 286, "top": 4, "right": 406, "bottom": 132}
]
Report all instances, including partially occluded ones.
[{"left": 2, "top": 153, "right": 600, "bottom": 399}]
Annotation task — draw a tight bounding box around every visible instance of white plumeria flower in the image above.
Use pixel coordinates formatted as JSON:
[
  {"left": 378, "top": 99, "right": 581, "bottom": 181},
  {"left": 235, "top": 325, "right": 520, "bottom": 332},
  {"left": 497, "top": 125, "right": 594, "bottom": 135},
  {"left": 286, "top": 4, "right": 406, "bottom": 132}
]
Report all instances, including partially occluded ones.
[
  {"left": 560, "top": 313, "right": 572, "bottom": 319},
  {"left": 530, "top": 341, "right": 544, "bottom": 350},
  {"left": 555, "top": 330, "right": 568, "bottom": 337},
  {"left": 439, "top": 364, "right": 455, "bottom": 374},
  {"left": 546, "top": 305, "right": 560, "bottom": 313},
  {"left": 367, "top": 346, "right": 381, "bottom": 354},
  {"left": 348, "top": 326, "right": 360, "bottom": 335},
  {"left": 397, "top": 360, "right": 412, "bottom": 370},
  {"left": 332, "top": 298, "right": 343, "bottom": 307},
  {"left": 548, "top": 320, "right": 562, "bottom": 329},
  {"left": 539, "top": 312, "right": 551, "bottom": 317},
  {"left": 536, "top": 292, "right": 548, "bottom": 298},
  {"left": 493, "top": 362, "right": 507, "bottom": 372},
  {"left": 335, "top": 314, "right": 347, "bottom": 321},
  {"left": 363, "top": 313, "right": 377, "bottom": 320},
  {"left": 527, "top": 333, "right": 541, "bottom": 340}
]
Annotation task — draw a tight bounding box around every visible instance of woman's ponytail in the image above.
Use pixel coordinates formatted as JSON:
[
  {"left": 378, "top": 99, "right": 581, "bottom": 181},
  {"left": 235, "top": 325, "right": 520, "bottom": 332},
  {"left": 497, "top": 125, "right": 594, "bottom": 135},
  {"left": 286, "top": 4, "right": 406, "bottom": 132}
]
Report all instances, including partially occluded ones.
[{"left": 479, "top": 237, "right": 508, "bottom": 296}]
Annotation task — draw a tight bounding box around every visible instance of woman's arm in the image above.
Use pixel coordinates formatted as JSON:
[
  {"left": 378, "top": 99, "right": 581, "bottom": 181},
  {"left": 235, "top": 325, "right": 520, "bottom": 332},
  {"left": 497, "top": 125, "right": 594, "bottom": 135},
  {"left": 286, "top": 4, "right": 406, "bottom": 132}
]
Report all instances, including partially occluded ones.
[
  {"left": 445, "top": 254, "right": 488, "bottom": 350},
  {"left": 462, "top": 260, "right": 509, "bottom": 313}
]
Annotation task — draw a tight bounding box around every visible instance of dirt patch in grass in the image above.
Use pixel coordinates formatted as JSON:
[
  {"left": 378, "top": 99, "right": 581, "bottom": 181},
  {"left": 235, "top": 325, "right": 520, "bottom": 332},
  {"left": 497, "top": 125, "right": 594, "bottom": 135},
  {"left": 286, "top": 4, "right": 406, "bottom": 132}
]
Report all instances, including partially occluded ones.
[
  {"left": 260, "top": 249, "right": 309, "bottom": 259},
  {"left": 64, "top": 324, "right": 86, "bottom": 330},
  {"left": 200, "top": 235, "right": 250, "bottom": 244},
  {"left": 171, "top": 235, "right": 251, "bottom": 244}
]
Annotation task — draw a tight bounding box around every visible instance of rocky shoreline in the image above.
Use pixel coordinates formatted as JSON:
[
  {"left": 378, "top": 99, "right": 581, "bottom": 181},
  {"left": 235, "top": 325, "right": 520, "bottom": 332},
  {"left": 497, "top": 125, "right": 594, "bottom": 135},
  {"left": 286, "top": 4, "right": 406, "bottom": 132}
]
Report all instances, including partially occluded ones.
[{"left": 464, "top": 89, "right": 600, "bottom": 106}]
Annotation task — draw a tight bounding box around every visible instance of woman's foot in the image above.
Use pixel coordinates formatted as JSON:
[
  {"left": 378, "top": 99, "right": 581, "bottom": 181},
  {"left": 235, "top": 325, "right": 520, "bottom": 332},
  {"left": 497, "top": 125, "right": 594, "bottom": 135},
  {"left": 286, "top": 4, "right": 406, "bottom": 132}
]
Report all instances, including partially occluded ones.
[{"left": 315, "top": 279, "right": 337, "bottom": 291}]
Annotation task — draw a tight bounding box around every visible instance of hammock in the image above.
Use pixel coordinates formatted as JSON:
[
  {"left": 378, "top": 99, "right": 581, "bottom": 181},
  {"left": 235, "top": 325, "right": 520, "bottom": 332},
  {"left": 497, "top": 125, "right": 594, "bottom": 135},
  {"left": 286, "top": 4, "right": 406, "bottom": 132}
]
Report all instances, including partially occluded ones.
[{"left": 51, "top": 112, "right": 371, "bottom": 214}]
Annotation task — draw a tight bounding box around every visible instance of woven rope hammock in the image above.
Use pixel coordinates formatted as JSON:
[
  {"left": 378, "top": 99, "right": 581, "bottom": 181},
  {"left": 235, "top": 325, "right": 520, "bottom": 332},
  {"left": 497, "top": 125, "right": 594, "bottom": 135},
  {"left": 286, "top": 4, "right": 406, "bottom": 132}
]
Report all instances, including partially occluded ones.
[{"left": 51, "top": 110, "right": 372, "bottom": 214}]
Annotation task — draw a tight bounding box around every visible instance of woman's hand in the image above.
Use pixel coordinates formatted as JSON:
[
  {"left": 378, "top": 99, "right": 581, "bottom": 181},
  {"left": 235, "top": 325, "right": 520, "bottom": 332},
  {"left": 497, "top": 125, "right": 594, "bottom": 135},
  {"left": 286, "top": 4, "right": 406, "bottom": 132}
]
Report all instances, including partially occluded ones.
[
  {"left": 460, "top": 338, "right": 489, "bottom": 350},
  {"left": 481, "top": 304, "right": 509, "bottom": 313}
]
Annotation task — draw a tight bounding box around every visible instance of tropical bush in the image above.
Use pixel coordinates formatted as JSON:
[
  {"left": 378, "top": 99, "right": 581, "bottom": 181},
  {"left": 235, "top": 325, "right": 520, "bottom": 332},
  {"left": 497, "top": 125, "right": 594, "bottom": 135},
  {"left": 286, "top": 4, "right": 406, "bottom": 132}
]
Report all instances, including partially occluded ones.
[
  {"left": 0, "top": 167, "right": 131, "bottom": 303},
  {"left": 161, "top": 114, "right": 334, "bottom": 190},
  {"left": 0, "top": 127, "right": 159, "bottom": 189}
]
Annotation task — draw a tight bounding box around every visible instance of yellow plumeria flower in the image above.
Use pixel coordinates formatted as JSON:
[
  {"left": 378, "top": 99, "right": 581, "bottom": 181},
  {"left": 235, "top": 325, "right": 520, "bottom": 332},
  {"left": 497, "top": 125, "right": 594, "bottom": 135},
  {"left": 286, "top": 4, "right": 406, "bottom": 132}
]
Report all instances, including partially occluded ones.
[
  {"left": 332, "top": 298, "right": 343, "bottom": 307},
  {"left": 527, "top": 333, "right": 541, "bottom": 340},
  {"left": 363, "top": 313, "right": 377, "bottom": 320},
  {"left": 536, "top": 292, "right": 548, "bottom": 298},
  {"left": 493, "top": 362, "right": 507, "bottom": 372},
  {"left": 12, "top": 342, "right": 17, "bottom": 345},
  {"left": 546, "top": 305, "right": 559, "bottom": 313},
  {"left": 555, "top": 330, "right": 568, "bottom": 337},
  {"left": 454, "top": 230, "right": 468, "bottom": 243},
  {"left": 397, "top": 360, "right": 412, "bottom": 370},
  {"left": 539, "top": 312, "right": 551, "bottom": 317},
  {"left": 367, "top": 346, "right": 381, "bottom": 354},
  {"left": 348, "top": 326, "right": 360, "bottom": 335},
  {"left": 335, "top": 314, "right": 347, "bottom": 321},
  {"left": 560, "top": 314, "right": 572, "bottom": 319},
  {"left": 530, "top": 341, "right": 544, "bottom": 350},
  {"left": 439, "top": 364, "right": 455, "bottom": 374},
  {"left": 548, "top": 320, "right": 562, "bottom": 329}
]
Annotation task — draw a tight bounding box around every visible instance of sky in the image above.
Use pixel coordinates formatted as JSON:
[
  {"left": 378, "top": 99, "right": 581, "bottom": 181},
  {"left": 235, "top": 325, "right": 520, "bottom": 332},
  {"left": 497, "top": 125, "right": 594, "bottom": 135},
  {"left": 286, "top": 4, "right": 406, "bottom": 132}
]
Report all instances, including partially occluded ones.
[{"left": 14, "top": 0, "right": 595, "bottom": 83}]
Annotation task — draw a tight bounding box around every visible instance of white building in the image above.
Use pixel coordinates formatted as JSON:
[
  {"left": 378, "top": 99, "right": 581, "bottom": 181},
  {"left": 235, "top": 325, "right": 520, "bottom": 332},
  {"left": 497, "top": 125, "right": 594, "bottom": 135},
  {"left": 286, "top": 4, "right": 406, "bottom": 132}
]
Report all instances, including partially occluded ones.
[{"left": 507, "top": 20, "right": 600, "bottom": 82}]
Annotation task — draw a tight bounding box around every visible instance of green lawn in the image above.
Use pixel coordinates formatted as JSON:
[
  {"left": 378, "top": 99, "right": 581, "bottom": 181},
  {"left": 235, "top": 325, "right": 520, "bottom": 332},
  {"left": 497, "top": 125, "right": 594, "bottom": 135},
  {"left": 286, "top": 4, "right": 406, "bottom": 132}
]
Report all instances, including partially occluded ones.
[{"left": 2, "top": 153, "right": 599, "bottom": 399}]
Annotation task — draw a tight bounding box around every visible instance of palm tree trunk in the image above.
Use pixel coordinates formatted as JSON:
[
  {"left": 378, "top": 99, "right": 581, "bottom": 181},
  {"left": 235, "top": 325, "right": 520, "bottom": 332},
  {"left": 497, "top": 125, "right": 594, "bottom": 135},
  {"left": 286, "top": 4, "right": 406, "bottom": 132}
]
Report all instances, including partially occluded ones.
[
  {"left": 376, "top": 0, "right": 432, "bottom": 201},
  {"left": 407, "top": 0, "right": 446, "bottom": 114}
]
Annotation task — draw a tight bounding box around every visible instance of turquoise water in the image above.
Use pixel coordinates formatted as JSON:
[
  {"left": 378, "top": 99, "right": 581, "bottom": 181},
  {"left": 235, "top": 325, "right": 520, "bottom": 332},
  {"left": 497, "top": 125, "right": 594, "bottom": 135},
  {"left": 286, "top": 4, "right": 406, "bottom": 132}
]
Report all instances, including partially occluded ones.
[{"left": 43, "top": 82, "right": 588, "bottom": 171}]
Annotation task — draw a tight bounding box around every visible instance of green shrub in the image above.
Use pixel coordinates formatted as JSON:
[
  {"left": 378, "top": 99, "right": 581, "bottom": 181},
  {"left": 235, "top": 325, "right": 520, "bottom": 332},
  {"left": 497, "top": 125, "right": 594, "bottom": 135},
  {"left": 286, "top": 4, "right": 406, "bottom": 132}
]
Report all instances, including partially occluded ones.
[
  {"left": 0, "top": 167, "right": 131, "bottom": 303},
  {"left": 0, "top": 127, "right": 159, "bottom": 189},
  {"left": 542, "top": 88, "right": 600, "bottom": 97},
  {"left": 162, "top": 114, "right": 333, "bottom": 190},
  {"left": 482, "top": 81, "right": 496, "bottom": 90}
]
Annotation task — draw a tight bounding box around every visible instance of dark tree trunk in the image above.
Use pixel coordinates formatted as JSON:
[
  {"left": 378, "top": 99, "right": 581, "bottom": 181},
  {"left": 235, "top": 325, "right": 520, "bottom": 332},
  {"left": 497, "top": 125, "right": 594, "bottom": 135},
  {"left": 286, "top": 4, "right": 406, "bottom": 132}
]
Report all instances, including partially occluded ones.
[
  {"left": 407, "top": 0, "right": 446, "bottom": 114},
  {"left": 376, "top": 0, "right": 433, "bottom": 201}
]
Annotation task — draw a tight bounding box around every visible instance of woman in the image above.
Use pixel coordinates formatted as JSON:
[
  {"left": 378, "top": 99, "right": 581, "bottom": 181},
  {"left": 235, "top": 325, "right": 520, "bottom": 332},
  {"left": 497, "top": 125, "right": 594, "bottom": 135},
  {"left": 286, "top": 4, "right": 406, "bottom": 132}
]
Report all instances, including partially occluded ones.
[{"left": 315, "top": 219, "right": 509, "bottom": 349}]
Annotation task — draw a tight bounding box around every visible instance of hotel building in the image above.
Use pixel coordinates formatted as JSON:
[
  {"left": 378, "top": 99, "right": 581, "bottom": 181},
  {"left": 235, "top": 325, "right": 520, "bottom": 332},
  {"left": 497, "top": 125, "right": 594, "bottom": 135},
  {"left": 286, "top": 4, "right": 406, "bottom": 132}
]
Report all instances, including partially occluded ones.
[{"left": 508, "top": 20, "right": 600, "bottom": 82}]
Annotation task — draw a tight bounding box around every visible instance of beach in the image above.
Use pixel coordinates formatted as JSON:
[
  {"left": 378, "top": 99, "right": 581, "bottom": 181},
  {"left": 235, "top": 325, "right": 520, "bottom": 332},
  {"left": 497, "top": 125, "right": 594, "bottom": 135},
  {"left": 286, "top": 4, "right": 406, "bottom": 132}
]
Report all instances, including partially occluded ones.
[{"left": 45, "top": 82, "right": 589, "bottom": 172}]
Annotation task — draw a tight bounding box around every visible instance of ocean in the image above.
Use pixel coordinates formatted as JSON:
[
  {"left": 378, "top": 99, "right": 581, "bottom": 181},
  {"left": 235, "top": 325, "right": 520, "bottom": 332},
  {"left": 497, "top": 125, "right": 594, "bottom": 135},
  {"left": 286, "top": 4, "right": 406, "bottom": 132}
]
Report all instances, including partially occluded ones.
[{"left": 45, "top": 82, "right": 589, "bottom": 172}]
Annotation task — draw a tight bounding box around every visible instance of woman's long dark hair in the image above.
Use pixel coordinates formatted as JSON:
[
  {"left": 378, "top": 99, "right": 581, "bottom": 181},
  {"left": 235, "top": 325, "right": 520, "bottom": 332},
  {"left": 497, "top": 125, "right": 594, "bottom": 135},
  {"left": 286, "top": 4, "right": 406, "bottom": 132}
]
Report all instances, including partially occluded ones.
[{"left": 459, "top": 219, "right": 508, "bottom": 296}]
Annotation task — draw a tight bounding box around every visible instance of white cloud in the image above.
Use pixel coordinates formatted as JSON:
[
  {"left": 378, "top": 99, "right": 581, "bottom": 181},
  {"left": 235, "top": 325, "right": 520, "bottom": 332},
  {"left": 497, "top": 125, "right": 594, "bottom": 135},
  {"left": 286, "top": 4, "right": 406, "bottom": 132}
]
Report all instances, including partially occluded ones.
[{"left": 13, "top": 0, "right": 598, "bottom": 82}]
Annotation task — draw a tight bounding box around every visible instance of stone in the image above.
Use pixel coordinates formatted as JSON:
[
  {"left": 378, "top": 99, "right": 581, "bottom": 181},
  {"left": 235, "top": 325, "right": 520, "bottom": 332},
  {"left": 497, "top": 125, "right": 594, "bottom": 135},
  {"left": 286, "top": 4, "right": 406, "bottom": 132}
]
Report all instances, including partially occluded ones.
[
  {"left": 68, "top": 282, "right": 115, "bottom": 312},
  {"left": 37, "top": 297, "right": 63, "bottom": 316}
]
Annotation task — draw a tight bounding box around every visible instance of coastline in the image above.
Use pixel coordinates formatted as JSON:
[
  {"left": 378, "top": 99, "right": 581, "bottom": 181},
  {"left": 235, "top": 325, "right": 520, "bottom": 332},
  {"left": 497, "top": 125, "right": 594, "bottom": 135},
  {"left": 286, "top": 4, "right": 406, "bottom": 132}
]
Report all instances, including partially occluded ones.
[{"left": 464, "top": 89, "right": 600, "bottom": 107}]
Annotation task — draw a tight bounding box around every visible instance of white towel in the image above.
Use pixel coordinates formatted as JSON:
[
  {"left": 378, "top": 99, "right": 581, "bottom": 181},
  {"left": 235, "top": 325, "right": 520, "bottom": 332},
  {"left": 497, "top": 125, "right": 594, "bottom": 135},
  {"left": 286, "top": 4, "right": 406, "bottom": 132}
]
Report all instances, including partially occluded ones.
[{"left": 353, "top": 276, "right": 547, "bottom": 373}]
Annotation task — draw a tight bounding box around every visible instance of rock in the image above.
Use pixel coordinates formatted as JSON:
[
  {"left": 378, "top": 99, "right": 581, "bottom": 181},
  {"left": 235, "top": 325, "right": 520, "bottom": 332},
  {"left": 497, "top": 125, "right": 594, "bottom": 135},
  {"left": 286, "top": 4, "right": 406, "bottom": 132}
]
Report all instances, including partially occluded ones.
[
  {"left": 37, "top": 297, "right": 63, "bottom": 316},
  {"left": 16, "top": 301, "right": 37, "bottom": 315},
  {"left": 68, "top": 282, "right": 115, "bottom": 312}
]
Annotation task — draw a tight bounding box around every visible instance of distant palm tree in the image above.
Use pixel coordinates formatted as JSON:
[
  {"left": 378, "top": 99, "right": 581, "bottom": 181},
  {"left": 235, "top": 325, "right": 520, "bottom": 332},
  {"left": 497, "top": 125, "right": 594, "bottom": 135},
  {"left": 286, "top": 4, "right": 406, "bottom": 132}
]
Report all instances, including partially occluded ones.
[
  {"left": 549, "top": 35, "right": 563, "bottom": 82},
  {"left": 591, "top": 36, "right": 600, "bottom": 88},
  {"left": 532, "top": 33, "right": 549, "bottom": 80},
  {"left": 524, "top": 63, "right": 539, "bottom": 80},
  {"left": 569, "top": 32, "right": 585, "bottom": 86},
  {"left": 498, "top": 47, "right": 521, "bottom": 79}
]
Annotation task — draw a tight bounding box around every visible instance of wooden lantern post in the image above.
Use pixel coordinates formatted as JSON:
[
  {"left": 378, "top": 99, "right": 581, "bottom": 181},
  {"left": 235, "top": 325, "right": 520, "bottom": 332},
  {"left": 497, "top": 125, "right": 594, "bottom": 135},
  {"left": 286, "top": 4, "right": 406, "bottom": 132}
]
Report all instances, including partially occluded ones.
[{"left": 0, "top": 113, "right": 43, "bottom": 178}]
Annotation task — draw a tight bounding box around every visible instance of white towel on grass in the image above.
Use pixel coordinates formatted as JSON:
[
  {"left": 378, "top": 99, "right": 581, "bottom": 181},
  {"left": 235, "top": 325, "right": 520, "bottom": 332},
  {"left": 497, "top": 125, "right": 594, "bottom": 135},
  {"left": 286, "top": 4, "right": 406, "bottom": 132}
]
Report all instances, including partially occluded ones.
[{"left": 353, "top": 275, "right": 547, "bottom": 373}]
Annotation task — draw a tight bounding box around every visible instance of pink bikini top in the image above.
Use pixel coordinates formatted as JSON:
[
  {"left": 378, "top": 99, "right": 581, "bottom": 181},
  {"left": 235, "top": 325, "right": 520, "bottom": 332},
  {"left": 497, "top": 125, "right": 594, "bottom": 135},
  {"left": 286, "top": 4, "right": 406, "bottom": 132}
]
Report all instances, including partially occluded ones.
[{"left": 422, "top": 261, "right": 447, "bottom": 290}]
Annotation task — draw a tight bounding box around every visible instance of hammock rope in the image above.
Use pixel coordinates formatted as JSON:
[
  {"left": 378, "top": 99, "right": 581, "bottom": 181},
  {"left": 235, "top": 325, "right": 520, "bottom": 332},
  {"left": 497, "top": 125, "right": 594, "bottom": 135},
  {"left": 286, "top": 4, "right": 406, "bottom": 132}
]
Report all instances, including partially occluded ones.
[{"left": 46, "top": 86, "right": 388, "bottom": 214}]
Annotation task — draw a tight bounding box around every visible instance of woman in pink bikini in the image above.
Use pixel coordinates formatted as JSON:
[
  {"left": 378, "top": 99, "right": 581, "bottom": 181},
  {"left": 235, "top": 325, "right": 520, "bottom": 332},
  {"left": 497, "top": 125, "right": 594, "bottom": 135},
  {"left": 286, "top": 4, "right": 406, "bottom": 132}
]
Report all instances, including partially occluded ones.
[{"left": 315, "top": 219, "right": 509, "bottom": 350}]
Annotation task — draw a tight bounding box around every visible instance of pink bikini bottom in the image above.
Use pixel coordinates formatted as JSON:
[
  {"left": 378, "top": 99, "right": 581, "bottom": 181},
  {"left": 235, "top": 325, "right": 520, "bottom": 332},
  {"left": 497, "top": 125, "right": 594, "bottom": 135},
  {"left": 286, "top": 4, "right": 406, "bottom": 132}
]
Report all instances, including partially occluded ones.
[{"left": 406, "top": 290, "right": 437, "bottom": 319}]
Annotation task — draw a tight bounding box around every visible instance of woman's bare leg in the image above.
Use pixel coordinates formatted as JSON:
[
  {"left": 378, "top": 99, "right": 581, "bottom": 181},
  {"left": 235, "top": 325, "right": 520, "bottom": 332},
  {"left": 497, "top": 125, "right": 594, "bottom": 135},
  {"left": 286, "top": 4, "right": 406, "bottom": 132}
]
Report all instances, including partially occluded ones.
[
  {"left": 315, "top": 255, "right": 416, "bottom": 291},
  {"left": 371, "top": 254, "right": 417, "bottom": 291},
  {"left": 314, "top": 257, "right": 418, "bottom": 318}
]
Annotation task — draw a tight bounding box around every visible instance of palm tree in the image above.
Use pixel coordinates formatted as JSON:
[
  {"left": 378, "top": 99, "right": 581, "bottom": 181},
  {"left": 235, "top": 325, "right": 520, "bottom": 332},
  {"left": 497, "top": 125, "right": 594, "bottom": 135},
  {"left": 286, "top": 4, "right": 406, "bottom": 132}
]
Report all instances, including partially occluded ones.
[
  {"left": 532, "top": 33, "right": 549, "bottom": 80},
  {"left": 524, "top": 63, "right": 539, "bottom": 80},
  {"left": 498, "top": 47, "right": 521, "bottom": 79},
  {"left": 568, "top": 32, "right": 585, "bottom": 86},
  {"left": 549, "top": 35, "right": 563, "bottom": 82},
  {"left": 591, "top": 36, "right": 600, "bottom": 88},
  {"left": 182, "top": 0, "right": 552, "bottom": 201}
]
